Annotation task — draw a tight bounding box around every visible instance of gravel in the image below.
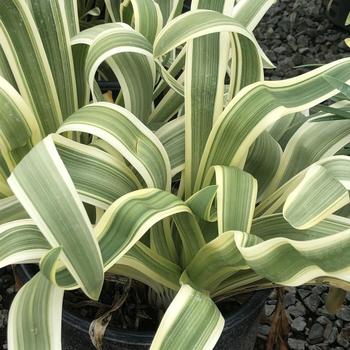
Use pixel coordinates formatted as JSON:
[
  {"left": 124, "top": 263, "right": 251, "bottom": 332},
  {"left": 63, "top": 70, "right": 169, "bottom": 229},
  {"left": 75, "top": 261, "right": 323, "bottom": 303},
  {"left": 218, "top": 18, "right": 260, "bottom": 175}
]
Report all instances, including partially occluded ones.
[
  {"left": 254, "top": 0, "right": 349, "bottom": 80},
  {"left": 255, "top": 286, "right": 350, "bottom": 349},
  {"left": 0, "top": 267, "right": 15, "bottom": 349}
]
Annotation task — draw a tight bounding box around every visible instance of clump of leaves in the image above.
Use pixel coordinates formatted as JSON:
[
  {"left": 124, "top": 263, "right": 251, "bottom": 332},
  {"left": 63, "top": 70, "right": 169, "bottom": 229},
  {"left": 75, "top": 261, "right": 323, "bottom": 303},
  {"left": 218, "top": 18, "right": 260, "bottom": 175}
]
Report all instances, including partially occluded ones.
[{"left": 1, "top": 1, "right": 350, "bottom": 349}]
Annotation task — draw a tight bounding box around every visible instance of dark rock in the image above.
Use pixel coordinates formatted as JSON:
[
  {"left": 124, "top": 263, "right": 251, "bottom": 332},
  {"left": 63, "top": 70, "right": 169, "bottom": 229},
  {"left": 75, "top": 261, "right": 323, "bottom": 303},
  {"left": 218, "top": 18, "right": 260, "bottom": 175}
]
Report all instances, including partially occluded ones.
[
  {"left": 288, "top": 338, "right": 306, "bottom": 350},
  {"left": 298, "top": 47, "right": 310, "bottom": 54},
  {"left": 337, "top": 328, "right": 350, "bottom": 348},
  {"left": 274, "top": 46, "right": 287, "bottom": 55},
  {"left": 265, "top": 304, "right": 275, "bottom": 317},
  {"left": 308, "top": 346, "right": 322, "bottom": 350},
  {"left": 324, "top": 321, "right": 333, "bottom": 339},
  {"left": 297, "top": 288, "right": 311, "bottom": 299},
  {"left": 278, "top": 18, "right": 290, "bottom": 33},
  {"left": 266, "top": 27, "right": 274, "bottom": 37},
  {"left": 335, "top": 319, "right": 344, "bottom": 328},
  {"left": 288, "top": 302, "right": 306, "bottom": 318},
  {"left": 5, "top": 287, "right": 14, "bottom": 295},
  {"left": 316, "top": 316, "right": 332, "bottom": 326},
  {"left": 0, "top": 275, "right": 12, "bottom": 289},
  {"left": 0, "top": 310, "right": 8, "bottom": 328},
  {"left": 308, "top": 345, "right": 328, "bottom": 350},
  {"left": 345, "top": 294, "right": 350, "bottom": 303},
  {"left": 285, "top": 287, "right": 296, "bottom": 294},
  {"left": 327, "top": 327, "right": 338, "bottom": 345},
  {"left": 258, "top": 324, "right": 271, "bottom": 337},
  {"left": 313, "top": 286, "right": 328, "bottom": 294},
  {"left": 284, "top": 292, "right": 297, "bottom": 307},
  {"left": 336, "top": 306, "right": 350, "bottom": 322},
  {"left": 296, "top": 35, "right": 309, "bottom": 47},
  {"left": 317, "top": 307, "right": 336, "bottom": 320},
  {"left": 291, "top": 316, "right": 307, "bottom": 332},
  {"left": 292, "top": 53, "right": 304, "bottom": 66},
  {"left": 304, "top": 294, "right": 322, "bottom": 313},
  {"left": 308, "top": 323, "right": 324, "bottom": 344}
]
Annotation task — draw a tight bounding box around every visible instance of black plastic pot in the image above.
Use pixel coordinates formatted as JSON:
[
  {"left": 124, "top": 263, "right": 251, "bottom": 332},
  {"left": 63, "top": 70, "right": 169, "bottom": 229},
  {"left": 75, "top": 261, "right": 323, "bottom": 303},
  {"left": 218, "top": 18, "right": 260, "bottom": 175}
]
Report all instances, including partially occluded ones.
[{"left": 16, "top": 265, "right": 269, "bottom": 350}]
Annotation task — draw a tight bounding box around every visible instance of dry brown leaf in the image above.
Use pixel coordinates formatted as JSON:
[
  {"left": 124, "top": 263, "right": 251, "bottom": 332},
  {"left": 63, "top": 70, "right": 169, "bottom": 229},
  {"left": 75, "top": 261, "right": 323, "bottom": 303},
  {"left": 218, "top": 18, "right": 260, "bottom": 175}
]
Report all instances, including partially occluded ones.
[
  {"left": 103, "top": 90, "right": 114, "bottom": 103},
  {"left": 89, "top": 279, "right": 131, "bottom": 350},
  {"left": 267, "top": 288, "right": 289, "bottom": 350}
]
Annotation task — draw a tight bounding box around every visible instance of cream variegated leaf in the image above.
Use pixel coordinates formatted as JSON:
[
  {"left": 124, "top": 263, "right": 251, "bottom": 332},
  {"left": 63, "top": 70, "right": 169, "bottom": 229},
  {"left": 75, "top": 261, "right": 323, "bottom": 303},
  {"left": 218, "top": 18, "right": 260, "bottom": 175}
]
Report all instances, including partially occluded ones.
[
  {"left": 0, "top": 0, "right": 62, "bottom": 135},
  {"left": 58, "top": 102, "right": 171, "bottom": 190},
  {"left": 151, "top": 284, "right": 224, "bottom": 350},
  {"left": 8, "top": 248, "right": 63, "bottom": 350},
  {"left": 232, "top": 228, "right": 350, "bottom": 290},
  {"left": 284, "top": 163, "right": 350, "bottom": 229},
  {"left": 195, "top": 58, "right": 350, "bottom": 192},
  {"left": 8, "top": 135, "right": 104, "bottom": 300},
  {"left": 26, "top": 0, "right": 78, "bottom": 119}
]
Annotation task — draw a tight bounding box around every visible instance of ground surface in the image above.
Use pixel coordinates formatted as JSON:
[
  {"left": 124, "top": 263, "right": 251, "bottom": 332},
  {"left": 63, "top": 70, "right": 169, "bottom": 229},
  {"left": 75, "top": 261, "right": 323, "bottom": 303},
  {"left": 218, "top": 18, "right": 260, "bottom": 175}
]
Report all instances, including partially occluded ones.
[
  {"left": 255, "top": 287, "right": 350, "bottom": 349},
  {"left": 1, "top": 0, "right": 350, "bottom": 349},
  {"left": 255, "top": 0, "right": 349, "bottom": 80}
]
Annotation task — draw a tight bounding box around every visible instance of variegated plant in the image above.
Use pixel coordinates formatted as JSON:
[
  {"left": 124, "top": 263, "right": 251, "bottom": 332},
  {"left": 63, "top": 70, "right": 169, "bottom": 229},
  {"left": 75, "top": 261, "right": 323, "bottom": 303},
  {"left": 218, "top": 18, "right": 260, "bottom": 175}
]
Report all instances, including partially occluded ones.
[{"left": 1, "top": 0, "right": 350, "bottom": 349}]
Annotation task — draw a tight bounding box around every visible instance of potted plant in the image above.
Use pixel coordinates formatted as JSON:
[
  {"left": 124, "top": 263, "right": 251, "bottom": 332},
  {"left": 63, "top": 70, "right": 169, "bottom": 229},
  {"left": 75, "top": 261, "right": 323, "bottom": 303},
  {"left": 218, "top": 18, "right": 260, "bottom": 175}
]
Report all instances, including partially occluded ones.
[{"left": 1, "top": 0, "right": 350, "bottom": 349}]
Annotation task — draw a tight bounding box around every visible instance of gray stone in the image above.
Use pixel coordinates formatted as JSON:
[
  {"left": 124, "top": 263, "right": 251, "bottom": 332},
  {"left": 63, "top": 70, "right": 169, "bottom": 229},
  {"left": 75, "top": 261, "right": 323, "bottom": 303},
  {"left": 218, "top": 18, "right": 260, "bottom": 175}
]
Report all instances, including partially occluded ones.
[
  {"left": 296, "top": 35, "right": 308, "bottom": 47},
  {"left": 335, "top": 319, "right": 344, "bottom": 328},
  {"left": 336, "top": 306, "right": 350, "bottom": 322},
  {"left": 298, "top": 47, "right": 309, "bottom": 54},
  {"left": 327, "top": 327, "right": 338, "bottom": 344},
  {"left": 297, "top": 288, "right": 311, "bottom": 299},
  {"left": 304, "top": 294, "right": 322, "bottom": 313},
  {"left": 316, "top": 316, "right": 332, "bottom": 326},
  {"left": 288, "top": 338, "right": 306, "bottom": 350},
  {"left": 308, "top": 323, "right": 324, "bottom": 345},
  {"left": 285, "top": 286, "right": 296, "bottom": 294},
  {"left": 288, "top": 302, "right": 306, "bottom": 318},
  {"left": 345, "top": 293, "right": 350, "bottom": 303},
  {"left": 5, "top": 286, "right": 14, "bottom": 295},
  {"left": 265, "top": 304, "right": 276, "bottom": 317},
  {"left": 336, "top": 327, "right": 350, "bottom": 347},
  {"left": 291, "top": 316, "right": 306, "bottom": 332},
  {"left": 274, "top": 46, "right": 287, "bottom": 55},
  {"left": 317, "top": 307, "right": 336, "bottom": 320},
  {"left": 258, "top": 324, "right": 271, "bottom": 337},
  {"left": 324, "top": 321, "right": 332, "bottom": 339},
  {"left": 284, "top": 292, "right": 297, "bottom": 307},
  {"left": 308, "top": 346, "right": 322, "bottom": 350},
  {"left": 0, "top": 310, "right": 8, "bottom": 328},
  {"left": 308, "top": 345, "right": 328, "bottom": 350},
  {"left": 337, "top": 332, "right": 349, "bottom": 348}
]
